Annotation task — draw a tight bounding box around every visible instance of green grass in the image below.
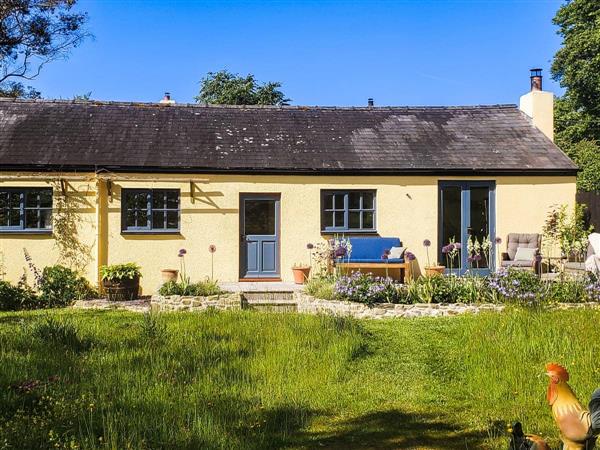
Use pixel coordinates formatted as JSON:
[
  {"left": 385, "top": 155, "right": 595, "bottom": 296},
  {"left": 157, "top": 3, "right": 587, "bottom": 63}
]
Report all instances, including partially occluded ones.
[{"left": 0, "top": 308, "right": 599, "bottom": 449}]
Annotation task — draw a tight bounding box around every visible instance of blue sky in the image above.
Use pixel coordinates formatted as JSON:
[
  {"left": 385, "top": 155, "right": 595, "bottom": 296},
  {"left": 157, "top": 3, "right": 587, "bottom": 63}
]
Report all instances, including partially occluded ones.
[{"left": 30, "top": 0, "right": 565, "bottom": 106}]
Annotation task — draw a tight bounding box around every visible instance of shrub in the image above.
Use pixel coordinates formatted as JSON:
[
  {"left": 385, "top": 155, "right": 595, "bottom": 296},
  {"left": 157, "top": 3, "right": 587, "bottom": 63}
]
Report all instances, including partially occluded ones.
[
  {"left": 100, "top": 263, "right": 142, "bottom": 281},
  {"left": 39, "top": 265, "right": 98, "bottom": 307},
  {"left": 0, "top": 281, "right": 38, "bottom": 311},
  {"left": 159, "top": 278, "right": 223, "bottom": 296},
  {"left": 334, "top": 272, "right": 406, "bottom": 306},
  {"left": 305, "top": 276, "right": 337, "bottom": 300}
]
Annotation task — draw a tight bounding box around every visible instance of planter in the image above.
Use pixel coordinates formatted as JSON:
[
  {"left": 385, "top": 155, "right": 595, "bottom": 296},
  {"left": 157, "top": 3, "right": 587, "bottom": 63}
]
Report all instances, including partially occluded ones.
[
  {"left": 102, "top": 276, "right": 140, "bottom": 301},
  {"left": 292, "top": 267, "right": 311, "bottom": 284},
  {"left": 425, "top": 266, "right": 445, "bottom": 277},
  {"left": 160, "top": 269, "right": 179, "bottom": 283}
]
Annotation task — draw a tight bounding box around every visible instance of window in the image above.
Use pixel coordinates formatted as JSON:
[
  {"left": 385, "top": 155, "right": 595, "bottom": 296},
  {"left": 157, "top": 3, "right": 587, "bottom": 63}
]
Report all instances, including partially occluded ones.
[
  {"left": 321, "top": 190, "right": 376, "bottom": 232},
  {"left": 0, "top": 188, "right": 53, "bottom": 232},
  {"left": 122, "top": 189, "right": 180, "bottom": 232}
]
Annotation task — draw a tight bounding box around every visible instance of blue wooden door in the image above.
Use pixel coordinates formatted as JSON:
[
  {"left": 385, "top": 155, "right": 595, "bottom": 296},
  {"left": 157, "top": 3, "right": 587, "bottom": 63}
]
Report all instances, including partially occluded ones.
[
  {"left": 438, "top": 181, "right": 496, "bottom": 275},
  {"left": 240, "top": 194, "right": 280, "bottom": 279}
]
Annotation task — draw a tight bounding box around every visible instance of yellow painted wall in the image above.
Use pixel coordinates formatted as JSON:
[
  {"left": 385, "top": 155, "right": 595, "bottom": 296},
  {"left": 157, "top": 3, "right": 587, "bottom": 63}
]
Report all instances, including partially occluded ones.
[
  {"left": 0, "top": 177, "right": 100, "bottom": 285},
  {"left": 0, "top": 172, "right": 576, "bottom": 293}
]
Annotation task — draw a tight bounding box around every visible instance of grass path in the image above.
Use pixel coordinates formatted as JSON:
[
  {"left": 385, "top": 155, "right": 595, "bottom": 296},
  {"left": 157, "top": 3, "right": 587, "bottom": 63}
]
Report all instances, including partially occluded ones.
[{"left": 0, "top": 309, "right": 599, "bottom": 449}]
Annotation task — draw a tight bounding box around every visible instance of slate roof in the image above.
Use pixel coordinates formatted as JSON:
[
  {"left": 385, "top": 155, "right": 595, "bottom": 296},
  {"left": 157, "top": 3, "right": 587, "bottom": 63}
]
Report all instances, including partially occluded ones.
[{"left": 0, "top": 98, "right": 577, "bottom": 175}]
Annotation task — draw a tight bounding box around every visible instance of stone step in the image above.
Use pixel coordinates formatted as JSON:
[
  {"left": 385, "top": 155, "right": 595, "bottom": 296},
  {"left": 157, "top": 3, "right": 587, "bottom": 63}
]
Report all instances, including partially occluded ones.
[{"left": 242, "top": 291, "right": 296, "bottom": 303}]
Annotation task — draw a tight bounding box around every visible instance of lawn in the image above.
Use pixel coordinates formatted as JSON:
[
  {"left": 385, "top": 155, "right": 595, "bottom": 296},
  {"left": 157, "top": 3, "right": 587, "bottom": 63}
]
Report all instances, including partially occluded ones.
[{"left": 0, "top": 308, "right": 598, "bottom": 449}]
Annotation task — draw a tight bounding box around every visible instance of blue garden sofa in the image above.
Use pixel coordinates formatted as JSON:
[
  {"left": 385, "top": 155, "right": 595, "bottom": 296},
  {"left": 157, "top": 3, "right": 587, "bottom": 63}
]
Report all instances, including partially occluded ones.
[{"left": 336, "top": 237, "right": 410, "bottom": 282}]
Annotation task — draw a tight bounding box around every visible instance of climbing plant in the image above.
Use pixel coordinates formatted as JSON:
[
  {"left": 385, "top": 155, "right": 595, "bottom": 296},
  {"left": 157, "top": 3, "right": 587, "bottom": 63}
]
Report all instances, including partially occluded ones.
[{"left": 51, "top": 181, "right": 93, "bottom": 270}]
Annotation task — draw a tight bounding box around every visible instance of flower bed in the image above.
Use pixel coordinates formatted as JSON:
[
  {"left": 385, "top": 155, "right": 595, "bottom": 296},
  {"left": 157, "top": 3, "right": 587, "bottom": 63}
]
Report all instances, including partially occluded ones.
[{"left": 306, "top": 268, "right": 600, "bottom": 306}]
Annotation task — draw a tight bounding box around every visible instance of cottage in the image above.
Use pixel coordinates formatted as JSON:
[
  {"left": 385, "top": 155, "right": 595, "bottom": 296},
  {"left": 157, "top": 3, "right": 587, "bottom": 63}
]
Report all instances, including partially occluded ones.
[{"left": 0, "top": 71, "right": 577, "bottom": 293}]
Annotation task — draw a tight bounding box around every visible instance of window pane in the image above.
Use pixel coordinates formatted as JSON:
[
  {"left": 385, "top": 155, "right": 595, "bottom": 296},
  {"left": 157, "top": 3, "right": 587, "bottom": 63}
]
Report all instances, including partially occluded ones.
[
  {"left": 0, "top": 192, "right": 9, "bottom": 209},
  {"left": 166, "top": 191, "right": 179, "bottom": 209},
  {"left": 363, "top": 211, "right": 374, "bottom": 229},
  {"left": 137, "top": 210, "right": 148, "bottom": 227},
  {"left": 244, "top": 200, "right": 276, "bottom": 235},
  {"left": 152, "top": 211, "right": 165, "bottom": 229},
  {"left": 348, "top": 211, "right": 361, "bottom": 229},
  {"left": 348, "top": 192, "right": 361, "bottom": 209},
  {"left": 9, "top": 192, "right": 20, "bottom": 207},
  {"left": 9, "top": 209, "right": 19, "bottom": 227},
  {"left": 323, "top": 211, "right": 333, "bottom": 228},
  {"left": 166, "top": 211, "right": 179, "bottom": 229},
  {"left": 39, "top": 209, "right": 52, "bottom": 229},
  {"left": 25, "top": 192, "right": 38, "bottom": 208},
  {"left": 323, "top": 194, "right": 333, "bottom": 210},
  {"left": 0, "top": 209, "right": 7, "bottom": 227},
  {"left": 334, "top": 211, "right": 344, "bottom": 227},
  {"left": 152, "top": 192, "right": 165, "bottom": 209},
  {"left": 126, "top": 210, "right": 136, "bottom": 228},
  {"left": 362, "top": 192, "right": 374, "bottom": 209},
  {"left": 334, "top": 194, "right": 344, "bottom": 210},
  {"left": 39, "top": 190, "right": 52, "bottom": 208},
  {"left": 25, "top": 209, "right": 38, "bottom": 228}
]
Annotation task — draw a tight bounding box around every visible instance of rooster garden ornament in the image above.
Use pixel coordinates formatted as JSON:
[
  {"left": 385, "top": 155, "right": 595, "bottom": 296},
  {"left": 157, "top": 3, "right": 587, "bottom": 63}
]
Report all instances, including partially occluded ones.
[{"left": 545, "top": 363, "right": 600, "bottom": 450}]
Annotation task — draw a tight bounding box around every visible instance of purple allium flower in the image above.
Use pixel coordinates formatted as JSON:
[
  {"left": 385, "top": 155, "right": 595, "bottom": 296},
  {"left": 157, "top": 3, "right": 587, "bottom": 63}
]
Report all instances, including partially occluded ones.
[
  {"left": 473, "top": 254, "right": 482, "bottom": 261},
  {"left": 467, "top": 256, "right": 474, "bottom": 263},
  {"left": 306, "top": 243, "right": 314, "bottom": 250},
  {"left": 423, "top": 239, "right": 431, "bottom": 247},
  {"left": 178, "top": 248, "right": 187, "bottom": 255},
  {"left": 495, "top": 237, "right": 503, "bottom": 245},
  {"left": 441, "top": 245, "right": 449, "bottom": 254},
  {"left": 334, "top": 247, "right": 347, "bottom": 258},
  {"left": 405, "top": 251, "right": 416, "bottom": 261},
  {"left": 454, "top": 243, "right": 462, "bottom": 250}
]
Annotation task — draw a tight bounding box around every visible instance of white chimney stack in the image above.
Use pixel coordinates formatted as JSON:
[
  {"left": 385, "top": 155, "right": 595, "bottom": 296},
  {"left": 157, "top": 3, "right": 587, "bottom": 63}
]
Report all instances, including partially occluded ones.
[
  {"left": 159, "top": 92, "right": 175, "bottom": 105},
  {"left": 519, "top": 69, "right": 554, "bottom": 141}
]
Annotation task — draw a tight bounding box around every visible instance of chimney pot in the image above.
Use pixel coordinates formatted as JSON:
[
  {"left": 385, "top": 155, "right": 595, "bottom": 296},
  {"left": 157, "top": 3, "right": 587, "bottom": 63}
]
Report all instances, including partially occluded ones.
[
  {"left": 367, "top": 98, "right": 374, "bottom": 107},
  {"left": 530, "top": 68, "right": 543, "bottom": 91}
]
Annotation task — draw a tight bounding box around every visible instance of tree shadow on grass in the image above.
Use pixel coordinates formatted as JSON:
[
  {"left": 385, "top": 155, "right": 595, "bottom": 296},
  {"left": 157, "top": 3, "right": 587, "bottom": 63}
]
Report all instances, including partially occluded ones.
[{"left": 290, "top": 409, "right": 487, "bottom": 450}]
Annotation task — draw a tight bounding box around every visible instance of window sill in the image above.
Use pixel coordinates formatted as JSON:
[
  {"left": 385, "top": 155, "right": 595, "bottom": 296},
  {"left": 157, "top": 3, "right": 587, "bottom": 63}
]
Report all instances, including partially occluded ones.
[
  {"left": 320, "top": 230, "right": 379, "bottom": 235},
  {"left": 0, "top": 230, "right": 53, "bottom": 235},
  {"left": 121, "top": 230, "right": 181, "bottom": 236}
]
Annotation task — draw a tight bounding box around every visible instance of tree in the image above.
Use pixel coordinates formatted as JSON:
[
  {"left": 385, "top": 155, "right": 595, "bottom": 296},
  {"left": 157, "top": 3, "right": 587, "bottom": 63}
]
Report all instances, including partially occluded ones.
[
  {"left": 551, "top": 0, "right": 600, "bottom": 191},
  {"left": 195, "top": 70, "right": 290, "bottom": 106},
  {"left": 0, "top": 0, "right": 89, "bottom": 97}
]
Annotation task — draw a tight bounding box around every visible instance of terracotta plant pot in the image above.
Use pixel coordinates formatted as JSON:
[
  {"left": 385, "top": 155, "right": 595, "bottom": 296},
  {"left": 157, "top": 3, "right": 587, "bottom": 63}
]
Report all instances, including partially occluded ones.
[
  {"left": 160, "top": 269, "right": 179, "bottom": 283},
  {"left": 425, "top": 266, "right": 445, "bottom": 277},
  {"left": 292, "top": 267, "right": 311, "bottom": 284},
  {"left": 102, "top": 276, "right": 140, "bottom": 301}
]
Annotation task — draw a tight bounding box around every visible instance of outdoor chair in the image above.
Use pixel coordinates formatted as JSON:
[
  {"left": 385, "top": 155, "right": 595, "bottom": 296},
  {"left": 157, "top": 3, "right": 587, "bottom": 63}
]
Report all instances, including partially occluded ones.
[
  {"left": 564, "top": 233, "right": 600, "bottom": 276},
  {"left": 500, "top": 233, "right": 541, "bottom": 273}
]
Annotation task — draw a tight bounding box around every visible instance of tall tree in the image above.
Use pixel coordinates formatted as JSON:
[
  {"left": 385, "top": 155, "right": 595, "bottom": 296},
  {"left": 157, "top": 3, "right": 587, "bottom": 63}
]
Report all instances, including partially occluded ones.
[
  {"left": 0, "top": 0, "right": 89, "bottom": 98},
  {"left": 196, "top": 70, "right": 290, "bottom": 106},
  {"left": 551, "top": 0, "right": 600, "bottom": 191}
]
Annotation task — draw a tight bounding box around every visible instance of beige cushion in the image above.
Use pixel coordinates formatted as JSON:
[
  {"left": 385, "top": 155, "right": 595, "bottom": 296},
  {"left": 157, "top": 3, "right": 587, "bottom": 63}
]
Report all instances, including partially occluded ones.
[
  {"left": 514, "top": 247, "right": 537, "bottom": 261},
  {"left": 389, "top": 246, "right": 405, "bottom": 259}
]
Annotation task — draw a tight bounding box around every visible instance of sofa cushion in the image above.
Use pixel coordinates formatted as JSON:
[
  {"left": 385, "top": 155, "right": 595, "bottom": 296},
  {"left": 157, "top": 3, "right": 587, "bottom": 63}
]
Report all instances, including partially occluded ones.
[
  {"left": 506, "top": 233, "right": 540, "bottom": 261},
  {"left": 389, "top": 246, "right": 405, "bottom": 259},
  {"left": 501, "top": 260, "right": 534, "bottom": 268},
  {"left": 346, "top": 237, "right": 402, "bottom": 261},
  {"left": 514, "top": 247, "right": 537, "bottom": 261},
  {"left": 564, "top": 261, "right": 586, "bottom": 271}
]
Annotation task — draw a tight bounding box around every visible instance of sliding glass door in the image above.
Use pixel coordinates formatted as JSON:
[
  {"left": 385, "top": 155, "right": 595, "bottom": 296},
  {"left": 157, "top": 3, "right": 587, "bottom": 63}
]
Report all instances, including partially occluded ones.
[{"left": 438, "top": 181, "right": 496, "bottom": 275}]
